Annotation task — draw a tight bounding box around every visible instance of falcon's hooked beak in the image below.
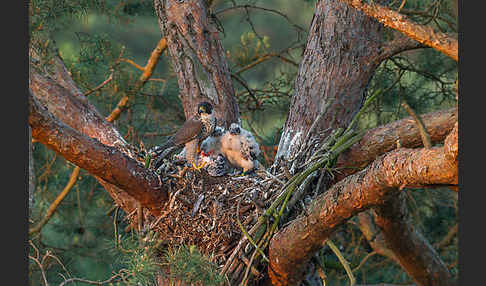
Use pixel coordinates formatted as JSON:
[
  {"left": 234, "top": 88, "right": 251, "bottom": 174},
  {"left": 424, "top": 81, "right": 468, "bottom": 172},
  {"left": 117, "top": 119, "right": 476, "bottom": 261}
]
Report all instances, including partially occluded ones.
[{"left": 200, "top": 150, "right": 214, "bottom": 157}]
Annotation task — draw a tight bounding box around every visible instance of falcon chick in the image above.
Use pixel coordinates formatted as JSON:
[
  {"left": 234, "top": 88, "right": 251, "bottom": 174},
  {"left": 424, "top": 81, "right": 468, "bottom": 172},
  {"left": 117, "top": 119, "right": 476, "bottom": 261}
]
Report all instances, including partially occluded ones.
[
  {"left": 153, "top": 101, "right": 216, "bottom": 170},
  {"left": 199, "top": 126, "right": 229, "bottom": 176},
  {"left": 220, "top": 123, "right": 261, "bottom": 174}
]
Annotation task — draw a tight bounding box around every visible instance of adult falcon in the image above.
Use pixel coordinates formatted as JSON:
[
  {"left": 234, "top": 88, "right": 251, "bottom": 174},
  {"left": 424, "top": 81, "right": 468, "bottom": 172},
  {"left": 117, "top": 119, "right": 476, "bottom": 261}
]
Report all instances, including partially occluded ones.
[{"left": 152, "top": 101, "right": 216, "bottom": 170}]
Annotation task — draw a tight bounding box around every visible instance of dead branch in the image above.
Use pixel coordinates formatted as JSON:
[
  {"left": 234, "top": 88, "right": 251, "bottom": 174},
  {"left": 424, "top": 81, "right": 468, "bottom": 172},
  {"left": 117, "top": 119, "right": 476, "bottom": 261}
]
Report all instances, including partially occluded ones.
[
  {"left": 340, "top": 0, "right": 458, "bottom": 61},
  {"left": 268, "top": 123, "right": 457, "bottom": 285},
  {"left": 106, "top": 37, "right": 168, "bottom": 123}
]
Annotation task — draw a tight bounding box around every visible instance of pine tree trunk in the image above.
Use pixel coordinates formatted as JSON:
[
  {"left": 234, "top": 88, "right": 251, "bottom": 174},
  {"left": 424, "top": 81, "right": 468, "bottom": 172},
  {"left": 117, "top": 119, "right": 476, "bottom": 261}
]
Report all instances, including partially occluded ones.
[
  {"left": 153, "top": 0, "right": 240, "bottom": 128},
  {"left": 275, "top": 0, "right": 386, "bottom": 162}
]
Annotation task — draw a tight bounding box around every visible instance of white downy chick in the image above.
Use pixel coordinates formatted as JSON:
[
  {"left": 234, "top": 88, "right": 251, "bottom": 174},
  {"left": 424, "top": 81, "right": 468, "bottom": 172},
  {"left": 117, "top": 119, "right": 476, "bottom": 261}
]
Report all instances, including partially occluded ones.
[{"left": 220, "top": 123, "right": 261, "bottom": 173}]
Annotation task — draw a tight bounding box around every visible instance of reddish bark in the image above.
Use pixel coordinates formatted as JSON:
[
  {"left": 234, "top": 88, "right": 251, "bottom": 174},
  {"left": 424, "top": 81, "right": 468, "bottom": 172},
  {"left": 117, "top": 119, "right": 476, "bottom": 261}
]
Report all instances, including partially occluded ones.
[
  {"left": 336, "top": 107, "right": 457, "bottom": 180},
  {"left": 29, "top": 90, "right": 167, "bottom": 216},
  {"left": 340, "top": 0, "right": 458, "bottom": 61},
  {"left": 29, "top": 67, "right": 127, "bottom": 148},
  {"left": 30, "top": 61, "right": 142, "bottom": 215},
  {"left": 268, "top": 124, "right": 457, "bottom": 285},
  {"left": 153, "top": 0, "right": 239, "bottom": 128}
]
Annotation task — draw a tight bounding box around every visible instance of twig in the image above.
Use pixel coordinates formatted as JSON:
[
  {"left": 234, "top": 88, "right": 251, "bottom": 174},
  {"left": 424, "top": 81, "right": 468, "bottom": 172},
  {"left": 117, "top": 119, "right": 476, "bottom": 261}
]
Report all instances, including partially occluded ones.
[
  {"left": 326, "top": 239, "right": 356, "bottom": 286},
  {"left": 240, "top": 250, "right": 260, "bottom": 286},
  {"left": 352, "top": 251, "right": 377, "bottom": 274},
  {"left": 106, "top": 37, "right": 168, "bottom": 123},
  {"left": 236, "top": 198, "right": 269, "bottom": 262},
  {"left": 58, "top": 273, "right": 123, "bottom": 286},
  {"left": 29, "top": 166, "right": 81, "bottom": 235},
  {"left": 215, "top": 4, "right": 306, "bottom": 34},
  {"left": 83, "top": 72, "right": 113, "bottom": 96},
  {"left": 29, "top": 255, "right": 49, "bottom": 286},
  {"left": 118, "top": 58, "right": 145, "bottom": 71},
  {"left": 434, "top": 223, "right": 458, "bottom": 249},
  {"left": 400, "top": 100, "right": 432, "bottom": 149},
  {"left": 231, "top": 73, "right": 260, "bottom": 108}
]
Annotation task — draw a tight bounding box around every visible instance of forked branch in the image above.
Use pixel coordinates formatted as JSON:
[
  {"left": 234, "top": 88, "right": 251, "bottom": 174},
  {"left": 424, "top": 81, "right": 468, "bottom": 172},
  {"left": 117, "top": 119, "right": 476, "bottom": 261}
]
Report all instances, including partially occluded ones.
[{"left": 268, "top": 123, "right": 457, "bottom": 285}]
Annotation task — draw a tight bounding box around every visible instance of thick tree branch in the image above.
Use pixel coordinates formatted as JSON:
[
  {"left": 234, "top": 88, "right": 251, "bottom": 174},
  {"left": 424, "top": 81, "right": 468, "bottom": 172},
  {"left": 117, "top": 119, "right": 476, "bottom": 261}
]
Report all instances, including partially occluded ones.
[
  {"left": 374, "top": 193, "right": 455, "bottom": 286},
  {"left": 336, "top": 107, "right": 457, "bottom": 180},
  {"left": 268, "top": 123, "right": 458, "bottom": 285},
  {"left": 340, "top": 0, "right": 458, "bottom": 61},
  {"left": 30, "top": 65, "right": 140, "bottom": 216},
  {"left": 28, "top": 91, "right": 167, "bottom": 215},
  {"left": 30, "top": 45, "right": 170, "bottom": 216},
  {"left": 29, "top": 69, "right": 127, "bottom": 148}
]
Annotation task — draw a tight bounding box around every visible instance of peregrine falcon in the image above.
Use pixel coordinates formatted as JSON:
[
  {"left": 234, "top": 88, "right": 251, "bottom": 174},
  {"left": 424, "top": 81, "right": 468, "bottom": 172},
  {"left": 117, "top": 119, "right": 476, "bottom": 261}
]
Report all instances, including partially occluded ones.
[
  {"left": 153, "top": 101, "right": 216, "bottom": 170},
  {"left": 220, "top": 123, "right": 261, "bottom": 174}
]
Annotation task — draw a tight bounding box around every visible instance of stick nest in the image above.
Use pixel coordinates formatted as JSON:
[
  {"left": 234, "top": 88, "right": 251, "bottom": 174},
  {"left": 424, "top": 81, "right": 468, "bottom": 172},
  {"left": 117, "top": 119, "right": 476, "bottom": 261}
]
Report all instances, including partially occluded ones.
[{"left": 145, "top": 160, "right": 283, "bottom": 270}]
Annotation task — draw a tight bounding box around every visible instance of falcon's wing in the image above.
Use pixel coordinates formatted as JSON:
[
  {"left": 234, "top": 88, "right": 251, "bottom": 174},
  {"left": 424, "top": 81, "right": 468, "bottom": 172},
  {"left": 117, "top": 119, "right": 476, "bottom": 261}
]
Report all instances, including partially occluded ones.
[{"left": 172, "top": 116, "right": 204, "bottom": 146}]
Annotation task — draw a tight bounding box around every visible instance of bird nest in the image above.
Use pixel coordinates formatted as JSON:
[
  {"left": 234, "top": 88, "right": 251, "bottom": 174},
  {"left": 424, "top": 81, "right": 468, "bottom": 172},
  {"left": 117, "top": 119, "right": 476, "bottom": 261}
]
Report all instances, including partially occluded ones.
[{"left": 142, "top": 158, "right": 286, "bottom": 283}]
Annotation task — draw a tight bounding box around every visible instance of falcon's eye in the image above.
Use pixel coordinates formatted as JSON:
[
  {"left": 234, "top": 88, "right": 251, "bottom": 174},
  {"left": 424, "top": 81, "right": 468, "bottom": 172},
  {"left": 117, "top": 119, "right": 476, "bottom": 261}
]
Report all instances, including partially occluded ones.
[{"left": 198, "top": 102, "right": 213, "bottom": 115}]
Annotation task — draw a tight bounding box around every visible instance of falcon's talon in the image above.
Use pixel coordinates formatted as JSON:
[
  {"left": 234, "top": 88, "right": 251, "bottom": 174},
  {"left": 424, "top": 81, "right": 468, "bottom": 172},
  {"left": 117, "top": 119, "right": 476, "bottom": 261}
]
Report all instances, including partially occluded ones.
[{"left": 191, "top": 161, "right": 207, "bottom": 171}]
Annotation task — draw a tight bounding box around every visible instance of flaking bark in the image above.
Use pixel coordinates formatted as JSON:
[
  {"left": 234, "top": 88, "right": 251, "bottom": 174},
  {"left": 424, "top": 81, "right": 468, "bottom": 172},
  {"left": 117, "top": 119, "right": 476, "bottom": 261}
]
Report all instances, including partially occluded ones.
[
  {"left": 30, "top": 54, "right": 145, "bottom": 216},
  {"left": 275, "top": 0, "right": 389, "bottom": 162},
  {"left": 336, "top": 107, "right": 457, "bottom": 180},
  {"left": 268, "top": 124, "right": 457, "bottom": 285},
  {"left": 153, "top": 0, "right": 239, "bottom": 128}
]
